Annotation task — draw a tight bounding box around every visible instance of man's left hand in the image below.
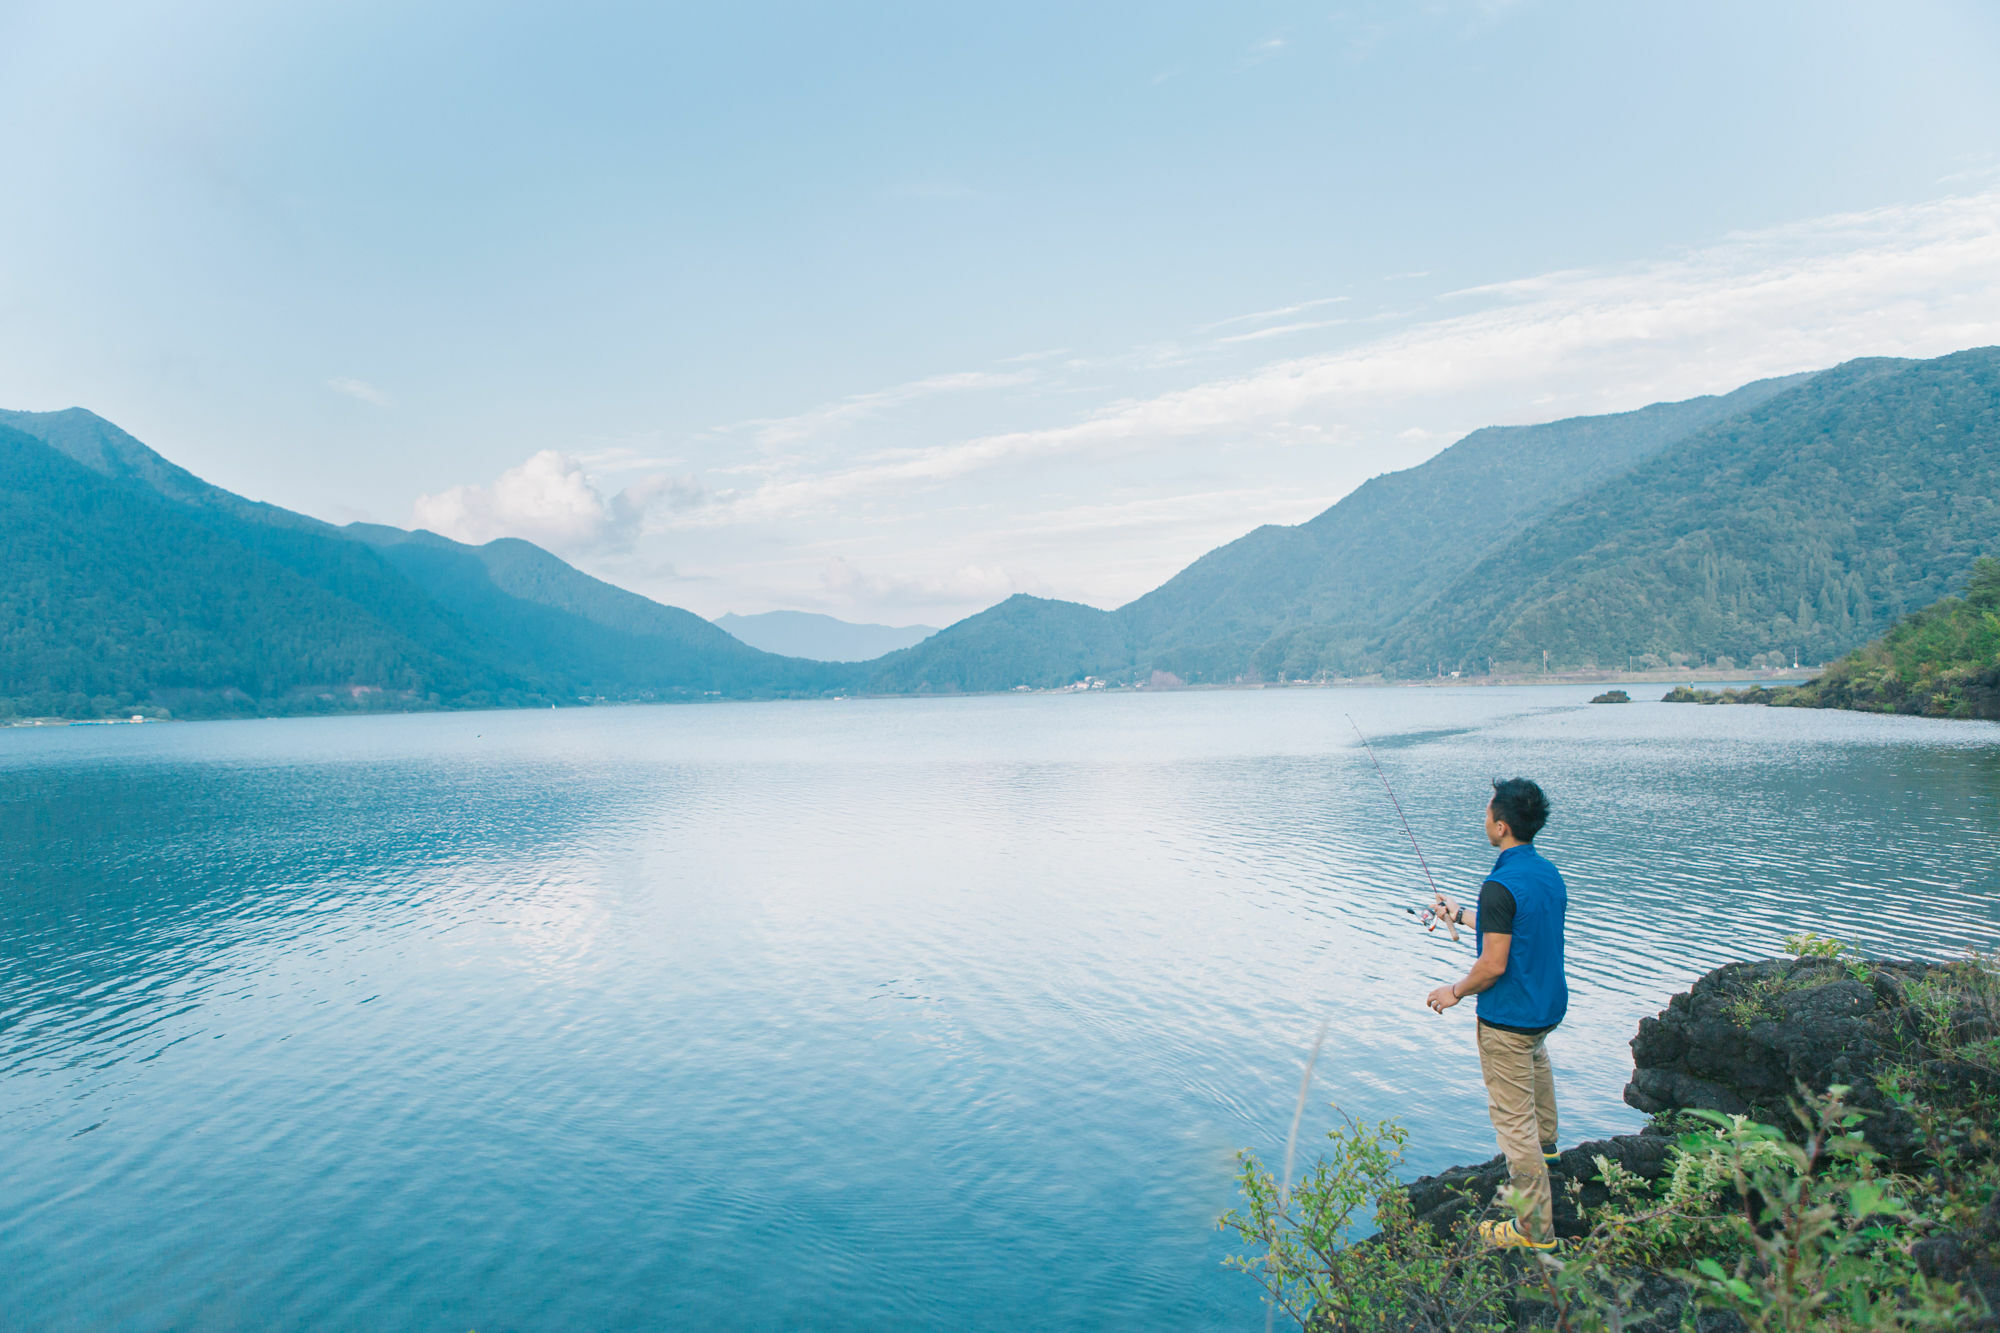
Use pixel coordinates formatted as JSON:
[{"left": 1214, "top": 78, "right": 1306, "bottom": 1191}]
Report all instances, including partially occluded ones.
[{"left": 1426, "top": 984, "right": 1460, "bottom": 1014}]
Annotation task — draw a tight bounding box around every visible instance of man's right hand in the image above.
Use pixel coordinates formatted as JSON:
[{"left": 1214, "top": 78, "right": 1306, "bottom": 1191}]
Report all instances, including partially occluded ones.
[{"left": 1431, "top": 892, "right": 1460, "bottom": 927}]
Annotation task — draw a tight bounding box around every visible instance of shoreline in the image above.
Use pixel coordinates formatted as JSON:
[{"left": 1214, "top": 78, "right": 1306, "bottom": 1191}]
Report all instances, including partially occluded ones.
[{"left": 0, "top": 669, "right": 1826, "bottom": 728}]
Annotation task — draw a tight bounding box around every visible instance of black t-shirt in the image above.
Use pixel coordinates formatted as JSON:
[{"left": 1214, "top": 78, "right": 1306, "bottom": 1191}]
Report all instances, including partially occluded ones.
[
  {"left": 1475, "top": 879, "right": 1556, "bottom": 1037},
  {"left": 1477, "top": 879, "right": 1516, "bottom": 934}
]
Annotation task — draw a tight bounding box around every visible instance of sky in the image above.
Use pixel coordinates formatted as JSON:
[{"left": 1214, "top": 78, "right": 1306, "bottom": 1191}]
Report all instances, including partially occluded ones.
[{"left": 3, "top": 1, "right": 1999, "bottom": 627}]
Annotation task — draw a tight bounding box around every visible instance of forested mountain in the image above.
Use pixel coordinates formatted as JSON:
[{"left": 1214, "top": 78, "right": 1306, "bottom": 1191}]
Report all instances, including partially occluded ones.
[
  {"left": 347, "top": 526, "right": 852, "bottom": 697},
  {"left": 870, "top": 349, "right": 2000, "bottom": 691},
  {"left": 1121, "top": 373, "right": 1812, "bottom": 681},
  {"left": 0, "top": 424, "right": 538, "bottom": 717},
  {"left": 865, "top": 595, "right": 1132, "bottom": 693},
  {"left": 865, "top": 372, "right": 1817, "bottom": 691},
  {"left": 1780, "top": 556, "right": 2000, "bottom": 719},
  {"left": 1391, "top": 349, "right": 2000, "bottom": 673},
  {"left": 0, "top": 411, "right": 849, "bottom": 717},
  {"left": 8, "top": 346, "right": 1998, "bottom": 717}
]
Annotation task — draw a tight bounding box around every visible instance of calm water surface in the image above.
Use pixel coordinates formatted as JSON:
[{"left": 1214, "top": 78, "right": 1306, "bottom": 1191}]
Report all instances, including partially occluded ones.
[{"left": 2, "top": 687, "right": 1996, "bottom": 1330}]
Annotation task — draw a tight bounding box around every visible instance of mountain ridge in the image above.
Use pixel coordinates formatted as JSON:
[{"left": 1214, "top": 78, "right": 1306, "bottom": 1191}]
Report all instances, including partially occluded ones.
[
  {"left": 8, "top": 348, "right": 1998, "bottom": 717},
  {"left": 0, "top": 410, "right": 852, "bottom": 716}
]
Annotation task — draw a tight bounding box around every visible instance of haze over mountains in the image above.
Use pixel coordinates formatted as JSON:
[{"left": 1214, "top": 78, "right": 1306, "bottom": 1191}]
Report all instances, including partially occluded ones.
[
  {"left": 3, "top": 345, "right": 1997, "bottom": 718},
  {"left": 714, "top": 611, "right": 937, "bottom": 663}
]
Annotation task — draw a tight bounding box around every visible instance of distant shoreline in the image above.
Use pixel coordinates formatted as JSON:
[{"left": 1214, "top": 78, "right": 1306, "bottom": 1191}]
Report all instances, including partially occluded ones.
[{"left": 1, "top": 669, "right": 1822, "bottom": 727}]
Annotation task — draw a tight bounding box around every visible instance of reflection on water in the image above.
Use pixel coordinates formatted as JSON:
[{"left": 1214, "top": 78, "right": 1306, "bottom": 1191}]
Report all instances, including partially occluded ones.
[{"left": 1, "top": 689, "right": 1995, "bottom": 1330}]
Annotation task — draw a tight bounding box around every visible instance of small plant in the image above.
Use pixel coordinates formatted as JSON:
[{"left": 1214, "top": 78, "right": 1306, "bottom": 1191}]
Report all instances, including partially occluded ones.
[
  {"left": 1902, "top": 953, "right": 2000, "bottom": 1072},
  {"left": 1220, "top": 1111, "right": 1512, "bottom": 1332},
  {"left": 1673, "top": 1089, "right": 1977, "bottom": 1331},
  {"left": 1224, "top": 1086, "right": 1990, "bottom": 1332},
  {"left": 1781, "top": 932, "right": 1872, "bottom": 982},
  {"left": 1783, "top": 932, "right": 1845, "bottom": 961}
]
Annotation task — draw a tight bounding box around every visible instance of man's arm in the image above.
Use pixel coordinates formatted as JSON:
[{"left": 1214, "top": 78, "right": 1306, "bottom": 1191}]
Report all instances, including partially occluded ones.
[
  {"left": 1427, "top": 934, "right": 1510, "bottom": 1013},
  {"left": 1426, "top": 879, "right": 1517, "bottom": 1014}
]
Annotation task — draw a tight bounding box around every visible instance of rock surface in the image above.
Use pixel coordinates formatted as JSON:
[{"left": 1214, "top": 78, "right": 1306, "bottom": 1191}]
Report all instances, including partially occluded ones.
[{"left": 1396, "top": 956, "right": 2000, "bottom": 1327}]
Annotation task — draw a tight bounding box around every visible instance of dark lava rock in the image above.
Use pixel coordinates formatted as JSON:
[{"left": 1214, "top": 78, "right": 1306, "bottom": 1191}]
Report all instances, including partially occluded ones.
[
  {"left": 1621, "top": 958, "right": 1980, "bottom": 1167},
  {"left": 1387, "top": 956, "right": 1998, "bottom": 1330}
]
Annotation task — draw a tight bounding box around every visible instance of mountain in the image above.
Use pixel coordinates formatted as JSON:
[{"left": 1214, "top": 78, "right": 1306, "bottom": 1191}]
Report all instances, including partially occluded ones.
[
  {"left": 865, "top": 595, "right": 1131, "bottom": 693},
  {"left": 864, "top": 372, "right": 1817, "bottom": 692},
  {"left": 1777, "top": 556, "right": 2000, "bottom": 720},
  {"left": 875, "top": 349, "right": 2000, "bottom": 692},
  {"left": 345, "top": 526, "right": 853, "bottom": 697},
  {"left": 714, "top": 610, "right": 937, "bottom": 662},
  {"left": 0, "top": 409, "right": 852, "bottom": 717},
  {"left": 1117, "top": 373, "right": 1815, "bottom": 682},
  {"left": 0, "top": 422, "right": 537, "bottom": 717},
  {"left": 10, "top": 346, "right": 1998, "bottom": 716},
  {"left": 1393, "top": 349, "right": 2000, "bottom": 673}
]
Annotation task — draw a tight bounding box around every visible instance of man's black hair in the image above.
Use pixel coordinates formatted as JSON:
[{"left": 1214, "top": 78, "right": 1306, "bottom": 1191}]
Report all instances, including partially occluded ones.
[{"left": 1489, "top": 778, "right": 1549, "bottom": 842}]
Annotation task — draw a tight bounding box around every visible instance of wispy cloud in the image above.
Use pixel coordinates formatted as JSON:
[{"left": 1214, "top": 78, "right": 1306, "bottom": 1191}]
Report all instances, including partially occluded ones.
[
  {"left": 327, "top": 376, "right": 390, "bottom": 406},
  {"left": 1217, "top": 318, "right": 1347, "bottom": 344},
  {"left": 712, "top": 188, "right": 2000, "bottom": 520},
  {"left": 1200, "top": 295, "right": 1349, "bottom": 333},
  {"left": 732, "top": 368, "right": 1038, "bottom": 448}
]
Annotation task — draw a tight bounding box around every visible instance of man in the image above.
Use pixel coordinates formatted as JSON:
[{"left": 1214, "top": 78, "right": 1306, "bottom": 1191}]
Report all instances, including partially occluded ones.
[{"left": 1425, "top": 777, "right": 1568, "bottom": 1250}]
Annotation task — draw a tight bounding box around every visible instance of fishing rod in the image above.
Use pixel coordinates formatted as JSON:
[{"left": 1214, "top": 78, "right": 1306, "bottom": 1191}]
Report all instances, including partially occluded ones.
[{"left": 1346, "top": 714, "right": 1459, "bottom": 943}]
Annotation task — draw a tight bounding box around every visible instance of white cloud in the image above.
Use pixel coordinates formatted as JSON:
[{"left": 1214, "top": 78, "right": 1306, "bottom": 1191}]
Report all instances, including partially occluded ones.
[
  {"left": 732, "top": 368, "right": 1037, "bottom": 449},
  {"left": 412, "top": 450, "right": 707, "bottom": 552},
  {"left": 327, "top": 376, "right": 390, "bottom": 406},
  {"left": 1199, "top": 295, "right": 1349, "bottom": 333},
  {"left": 1218, "top": 318, "right": 1348, "bottom": 344},
  {"left": 712, "top": 187, "right": 2000, "bottom": 522}
]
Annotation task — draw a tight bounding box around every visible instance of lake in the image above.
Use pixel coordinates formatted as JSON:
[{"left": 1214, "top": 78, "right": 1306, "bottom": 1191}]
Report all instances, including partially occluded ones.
[{"left": 2, "top": 687, "right": 1996, "bottom": 1330}]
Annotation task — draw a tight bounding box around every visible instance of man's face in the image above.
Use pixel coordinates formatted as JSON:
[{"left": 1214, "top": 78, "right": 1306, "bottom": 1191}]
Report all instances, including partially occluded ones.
[{"left": 1485, "top": 802, "right": 1508, "bottom": 847}]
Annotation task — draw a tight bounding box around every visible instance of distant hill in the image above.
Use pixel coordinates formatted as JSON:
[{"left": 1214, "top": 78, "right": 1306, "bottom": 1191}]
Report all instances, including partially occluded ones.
[
  {"left": 1119, "top": 373, "right": 1814, "bottom": 682},
  {"left": 1391, "top": 349, "right": 2000, "bottom": 673},
  {"left": 0, "top": 410, "right": 853, "bottom": 717},
  {"left": 714, "top": 610, "right": 937, "bottom": 662},
  {"left": 876, "top": 350, "right": 2000, "bottom": 691},
  {"left": 862, "top": 371, "right": 1819, "bottom": 692},
  {"left": 10, "top": 347, "right": 1999, "bottom": 716},
  {"left": 865, "top": 595, "right": 1129, "bottom": 693}
]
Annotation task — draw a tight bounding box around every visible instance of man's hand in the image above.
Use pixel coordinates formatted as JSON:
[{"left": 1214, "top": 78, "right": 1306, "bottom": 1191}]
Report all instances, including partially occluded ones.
[
  {"left": 1426, "top": 983, "right": 1460, "bottom": 1014},
  {"left": 1430, "top": 892, "right": 1461, "bottom": 928}
]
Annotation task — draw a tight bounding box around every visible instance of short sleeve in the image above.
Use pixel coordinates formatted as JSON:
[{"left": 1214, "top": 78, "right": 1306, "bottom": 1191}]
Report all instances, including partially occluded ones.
[{"left": 1477, "top": 880, "right": 1516, "bottom": 934}]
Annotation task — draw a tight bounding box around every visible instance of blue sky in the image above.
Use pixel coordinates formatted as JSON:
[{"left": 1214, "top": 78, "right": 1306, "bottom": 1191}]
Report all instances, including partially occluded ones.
[{"left": 4, "top": 1, "right": 1999, "bottom": 624}]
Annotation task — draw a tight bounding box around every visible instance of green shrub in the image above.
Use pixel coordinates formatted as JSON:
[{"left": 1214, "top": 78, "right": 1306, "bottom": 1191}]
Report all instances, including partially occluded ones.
[{"left": 1224, "top": 1088, "right": 1985, "bottom": 1332}]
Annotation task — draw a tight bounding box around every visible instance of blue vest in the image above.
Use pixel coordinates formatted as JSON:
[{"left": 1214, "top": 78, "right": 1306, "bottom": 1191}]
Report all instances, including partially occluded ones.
[{"left": 1475, "top": 843, "right": 1569, "bottom": 1031}]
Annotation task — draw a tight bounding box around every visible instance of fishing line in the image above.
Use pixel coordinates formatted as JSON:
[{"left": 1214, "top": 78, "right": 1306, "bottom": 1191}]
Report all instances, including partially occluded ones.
[{"left": 1346, "top": 714, "right": 1458, "bottom": 942}]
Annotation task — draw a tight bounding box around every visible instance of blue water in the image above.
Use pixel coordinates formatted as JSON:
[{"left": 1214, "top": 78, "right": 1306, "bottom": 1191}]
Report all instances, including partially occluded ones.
[{"left": 2, "top": 687, "right": 1996, "bottom": 1331}]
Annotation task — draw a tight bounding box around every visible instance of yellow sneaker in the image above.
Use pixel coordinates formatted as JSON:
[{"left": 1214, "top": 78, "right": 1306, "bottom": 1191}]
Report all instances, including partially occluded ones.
[{"left": 1478, "top": 1217, "right": 1557, "bottom": 1251}]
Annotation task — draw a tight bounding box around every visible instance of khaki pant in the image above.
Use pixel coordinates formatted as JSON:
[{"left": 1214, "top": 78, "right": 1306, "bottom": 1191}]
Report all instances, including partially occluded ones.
[{"left": 1476, "top": 1022, "right": 1559, "bottom": 1242}]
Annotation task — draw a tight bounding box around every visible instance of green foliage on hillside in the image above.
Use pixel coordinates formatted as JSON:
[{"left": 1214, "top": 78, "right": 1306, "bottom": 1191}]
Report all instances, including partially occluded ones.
[
  {"left": 864, "top": 594, "right": 1130, "bottom": 693},
  {"left": 352, "top": 528, "right": 856, "bottom": 698},
  {"left": 0, "top": 416, "right": 852, "bottom": 718},
  {"left": 1778, "top": 557, "right": 2000, "bottom": 720},
  {"left": 875, "top": 377, "right": 1811, "bottom": 691},
  {"left": 1391, "top": 349, "right": 2000, "bottom": 676},
  {"left": 1128, "top": 374, "right": 1811, "bottom": 683},
  {"left": 0, "top": 426, "right": 540, "bottom": 718}
]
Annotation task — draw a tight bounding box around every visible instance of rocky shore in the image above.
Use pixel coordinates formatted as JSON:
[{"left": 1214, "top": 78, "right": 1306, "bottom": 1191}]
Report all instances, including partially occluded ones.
[{"left": 1399, "top": 956, "right": 2000, "bottom": 1329}]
